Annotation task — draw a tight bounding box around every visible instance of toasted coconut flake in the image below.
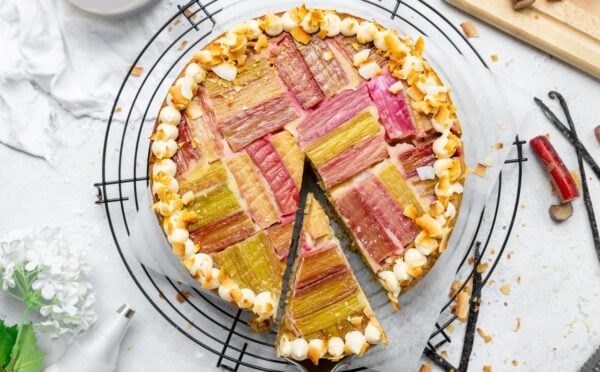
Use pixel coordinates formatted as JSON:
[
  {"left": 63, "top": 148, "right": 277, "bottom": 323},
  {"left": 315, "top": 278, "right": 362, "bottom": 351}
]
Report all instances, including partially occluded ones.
[
  {"left": 254, "top": 34, "right": 268, "bottom": 52},
  {"left": 213, "top": 62, "right": 237, "bottom": 81},
  {"left": 388, "top": 80, "right": 404, "bottom": 94},
  {"left": 350, "top": 316, "right": 364, "bottom": 327},
  {"left": 403, "top": 204, "right": 418, "bottom": 220},
  {"left": 416, "top": 165, "right": 436, "bottom": 180},
  {"left": 358, "top": 62, "right": 382, "bottom": 79},
  {"left": 307, "top": 345, "right": 321, "bottom": 365},
  {"left": 415, "top": 214, "right": 443, "bottom": 238},
  {"left": 323, "top": 51, "right": 334, "bottom": 61},
  {"left": 460, "top": 20, "right": 479, "bottom": 38},
  {"left": 353, "top": 49, "right": 371, "bottom": 67},
  {"left": 290, "top": 26, "right": 311, "bottom": 44}
]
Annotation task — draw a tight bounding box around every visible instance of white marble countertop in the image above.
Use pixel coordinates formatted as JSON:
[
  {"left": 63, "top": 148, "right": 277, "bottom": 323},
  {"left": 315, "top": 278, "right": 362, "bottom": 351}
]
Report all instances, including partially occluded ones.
[{"left": 1, "top": 1, "right": 599, "bottom": 371}]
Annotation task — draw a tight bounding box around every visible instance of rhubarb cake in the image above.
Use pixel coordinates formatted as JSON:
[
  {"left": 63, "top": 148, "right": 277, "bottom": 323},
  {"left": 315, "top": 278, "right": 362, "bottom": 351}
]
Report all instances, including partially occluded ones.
[
  {"left": 277, "top": 194, "right": 386, "bottom": 363},
  {"left": 149, "top": 4, "right": 465, "bottom": 354}
]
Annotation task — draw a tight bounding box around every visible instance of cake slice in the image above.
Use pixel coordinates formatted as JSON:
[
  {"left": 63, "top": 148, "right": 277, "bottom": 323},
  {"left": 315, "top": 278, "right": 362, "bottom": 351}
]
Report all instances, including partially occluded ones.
[{"left": 277, "top": 194, "right": 386, "bottom": 364}]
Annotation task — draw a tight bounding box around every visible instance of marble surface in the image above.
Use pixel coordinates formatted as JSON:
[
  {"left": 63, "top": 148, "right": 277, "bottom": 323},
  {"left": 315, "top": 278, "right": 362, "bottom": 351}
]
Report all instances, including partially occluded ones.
[{"left": 1, "top": 0, "right": 599, "bottom": 371}]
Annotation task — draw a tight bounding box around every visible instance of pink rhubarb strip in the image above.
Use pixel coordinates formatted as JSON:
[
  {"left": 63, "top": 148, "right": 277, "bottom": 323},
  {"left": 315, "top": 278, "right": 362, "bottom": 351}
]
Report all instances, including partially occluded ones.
[
  {"left": 367, "top": 73, "right": 416, "bottom": 141},
  {"left": 245, "top": 138, "right": 299, "bottom": 215}
]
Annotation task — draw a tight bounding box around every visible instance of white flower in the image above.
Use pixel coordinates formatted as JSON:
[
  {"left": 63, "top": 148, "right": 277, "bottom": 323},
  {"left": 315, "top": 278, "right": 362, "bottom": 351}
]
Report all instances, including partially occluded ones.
[
  {"left": 1, "top": 263, "right": 15, "bottom": 290},
  {"left": 0, "top": 228, "right": 97, "bottom": 340}
]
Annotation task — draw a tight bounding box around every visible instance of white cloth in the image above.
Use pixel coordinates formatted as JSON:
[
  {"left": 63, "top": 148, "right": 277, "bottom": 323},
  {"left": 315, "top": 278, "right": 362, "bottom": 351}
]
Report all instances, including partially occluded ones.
[{"left": 0, "top": 0, "right": 173, "bottom": 163}]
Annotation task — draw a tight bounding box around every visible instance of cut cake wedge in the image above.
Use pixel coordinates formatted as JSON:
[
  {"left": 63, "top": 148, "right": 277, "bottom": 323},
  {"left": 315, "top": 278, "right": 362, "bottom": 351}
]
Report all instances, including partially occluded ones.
[{"left": 276, "top": 194, "right": 386, "bottom": 364}]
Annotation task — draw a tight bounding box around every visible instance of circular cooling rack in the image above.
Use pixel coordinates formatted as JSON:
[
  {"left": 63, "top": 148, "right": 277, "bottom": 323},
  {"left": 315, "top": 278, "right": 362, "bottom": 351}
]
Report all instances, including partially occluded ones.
[{"left": 96, "top": 1, "right": 528, "bottom": 370}]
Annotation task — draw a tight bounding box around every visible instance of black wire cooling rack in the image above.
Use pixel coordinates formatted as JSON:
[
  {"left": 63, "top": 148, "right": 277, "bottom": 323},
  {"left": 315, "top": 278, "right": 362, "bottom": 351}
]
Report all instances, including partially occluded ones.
[{"left": 95, "top": 1, "right": 528, "bottom": 370}]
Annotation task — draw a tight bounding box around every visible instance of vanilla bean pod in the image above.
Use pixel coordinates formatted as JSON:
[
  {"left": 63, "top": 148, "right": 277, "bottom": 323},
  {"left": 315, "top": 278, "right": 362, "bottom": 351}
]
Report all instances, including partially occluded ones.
[
  {"left": 458, "top": 243, "right": 482, "bottom": 372},
  {"left": 547, "top": 91, "right": 600, "bottom": 261},
  {"left": 423, "top": 346, "right": 457, "bottom": 372},
  {"left": 534, "top": 97, "right": 600, "bottom": 180}
]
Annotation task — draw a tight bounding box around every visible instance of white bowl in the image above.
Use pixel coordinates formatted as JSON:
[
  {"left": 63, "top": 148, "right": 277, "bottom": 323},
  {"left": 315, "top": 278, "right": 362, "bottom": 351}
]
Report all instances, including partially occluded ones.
[{"left": 65, "top": 0, "right": 159, "bottom": 16}]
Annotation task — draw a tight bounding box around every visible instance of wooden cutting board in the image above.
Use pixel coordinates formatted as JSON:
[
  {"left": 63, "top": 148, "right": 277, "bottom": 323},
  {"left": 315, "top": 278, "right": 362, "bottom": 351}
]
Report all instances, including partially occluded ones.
[{"left": 445, "top": 0, "right": 600, "bottom": 80}]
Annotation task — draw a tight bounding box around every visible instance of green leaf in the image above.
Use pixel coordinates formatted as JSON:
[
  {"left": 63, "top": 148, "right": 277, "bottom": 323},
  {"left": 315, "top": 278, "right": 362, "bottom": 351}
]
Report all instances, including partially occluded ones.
[
  {"left": 5, "top": 324, "right": 45, "bottom": 372},
  {"left": 0, "top": 320, "right": 18, "bottom": 367}
]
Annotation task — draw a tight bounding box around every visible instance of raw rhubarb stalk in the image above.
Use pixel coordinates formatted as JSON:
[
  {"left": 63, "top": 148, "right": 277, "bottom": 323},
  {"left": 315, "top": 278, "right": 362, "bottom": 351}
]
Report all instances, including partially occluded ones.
[{"left": 530, "top": 135, "right": 579, "bottom": 203}]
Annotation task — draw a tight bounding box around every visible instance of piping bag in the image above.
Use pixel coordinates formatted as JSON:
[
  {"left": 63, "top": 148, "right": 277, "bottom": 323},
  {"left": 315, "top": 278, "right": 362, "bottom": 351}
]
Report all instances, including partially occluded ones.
[{"left": 45, "top": 304, "right": 135, "bottom": 372}]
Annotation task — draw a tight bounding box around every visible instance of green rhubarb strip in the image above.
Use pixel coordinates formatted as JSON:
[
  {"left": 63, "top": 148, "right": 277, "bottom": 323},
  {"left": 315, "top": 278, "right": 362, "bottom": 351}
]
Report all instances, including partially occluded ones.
[
  {"left": 188, "top": 182, "right": 244, "bottom": 231},
  {"left": 179, "top": 160, "right": 228, "bottom": 195},
  {"left": 376, "top": 162, "right": 425, "bottom": 216},
  {"left": 293, "top": 291, "right": 363, "bottom": 335},
  {"left": 306, "top": 109, "right": 381, "bottom": 166},
  {"left": 290, "top": 270, "right": 358, "bottom": 319},
  {"left": 213, "top": 232, "right": 283, "bottom": 294}
]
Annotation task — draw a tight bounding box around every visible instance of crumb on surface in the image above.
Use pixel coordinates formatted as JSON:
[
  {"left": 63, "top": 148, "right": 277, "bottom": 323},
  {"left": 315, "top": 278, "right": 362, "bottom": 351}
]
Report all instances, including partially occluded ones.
[
  {"left": 184, "top": 8, "right": 197, "bottom": 20},
  {"left": 483, "top": 365, "right": 492, "bottom": 372},
  {"left": 477, "top": 263, "right": 489, "bottom": 273},
  {"left": 468, "top": 256, "right": 475, "bottom": 265},
  {"left": 176, "top": 290, "right": 192, "bottom": 303},
  {"left": 115, "top": 106, "right": 122, "bottom": 113},
  {"left": 495, "top": 142, "right": 503, "bottom": 149},
  {"left": 453, "top": 291, "right": 470, "bottom": 322},
  {"left": 477, "top": 327, "right": 493, "bottom": 343},
  {"left": 419, "top": 363, "right": 432, "bottom": 372},
  {"left": 446, "top": 323, "right": 455, "bottom": 333},
  {"left": 131, "top": 66, "right": 144, "bottom": 77},
  {"left": 179, "top": 40, "right": 189, "bottom": 51},
  {"left": 474, "top": 163, "right": 488, "bottom": 178},
  {"left": 514, "top": 317, "right": 521, "bottom": 332},
  {"left": 491, "top": 54, "right": 499, "bottom": 62},
  {"left": 512, "top": 360, "right": 519, "bottom": 366},
  {"left": 460, "top": 20, "right": 479, "bottom": 38},
  {"left": 500, "top": 283, "right": 511, "bottom": 296}
]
